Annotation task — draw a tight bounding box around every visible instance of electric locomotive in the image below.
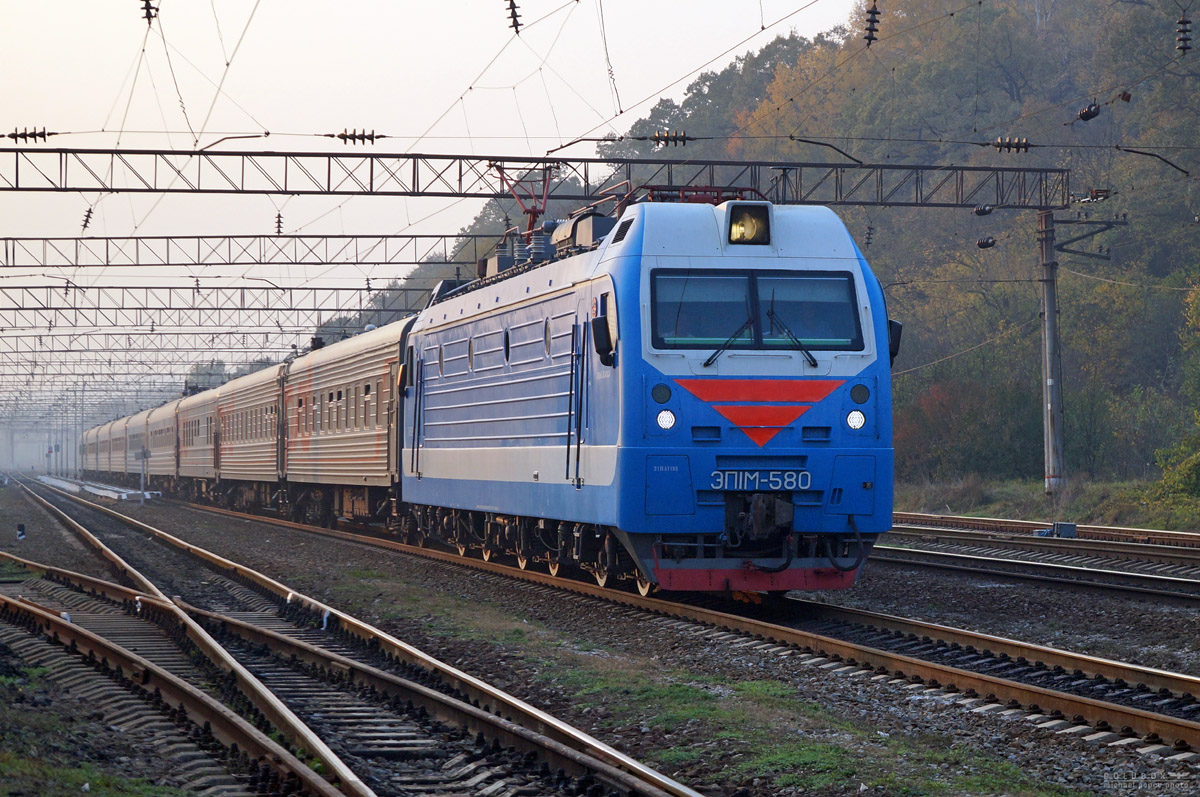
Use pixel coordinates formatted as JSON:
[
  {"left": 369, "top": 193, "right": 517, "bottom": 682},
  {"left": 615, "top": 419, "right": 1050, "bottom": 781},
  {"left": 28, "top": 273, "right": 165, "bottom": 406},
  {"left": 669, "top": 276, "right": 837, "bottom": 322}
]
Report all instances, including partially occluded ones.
[
  {"left": 398, "top": 198, "right": 898, "bottom": 594},
  {"left": 82, "top": 197, "right": 898, "bottom": 596}
]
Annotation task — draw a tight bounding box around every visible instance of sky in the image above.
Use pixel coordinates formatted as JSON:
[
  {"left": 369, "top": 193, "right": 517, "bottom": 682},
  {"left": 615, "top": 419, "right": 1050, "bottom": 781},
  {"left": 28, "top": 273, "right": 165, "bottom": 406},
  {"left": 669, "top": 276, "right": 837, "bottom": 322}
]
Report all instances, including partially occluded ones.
[
  {"left": 0, "top": 0, "right": 859, "bottom": 457},
  {"left": 0, "top": 0, "right": 856, "bottom": 248}
]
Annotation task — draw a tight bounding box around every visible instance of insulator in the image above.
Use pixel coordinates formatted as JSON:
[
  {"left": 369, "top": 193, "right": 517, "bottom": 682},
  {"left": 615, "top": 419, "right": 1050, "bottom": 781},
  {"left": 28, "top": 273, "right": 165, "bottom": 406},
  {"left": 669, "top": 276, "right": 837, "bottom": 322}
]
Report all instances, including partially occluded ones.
[
  {"left": 274, "top": 212, "right": 283, "bottom": 235},
  {"left": 651, "top": 131, "right": 687, "bottom": 147},
  {"left": 506, "top": 0, "right": 522, "bottom": 33},
  {"left": 993, "top": 136, "right": 1030, "bottom": 153},
  {"left": 973, "top": 204, "right": 994, "bottom": 216},
  {"left": 7, "top": 127, "right": 51, "bottom": 143},
  {"left": 864, "top": 2, "right": 881, "bottom": 46},
  {"left": 977, "top": 237, "right": 996, "bottom": 249},
  {"left": 80, "top": 208, "right": 93, "bottom": 231},
  {"left": 1077, "top": 103, "right": 1100, "bottom": 122}
]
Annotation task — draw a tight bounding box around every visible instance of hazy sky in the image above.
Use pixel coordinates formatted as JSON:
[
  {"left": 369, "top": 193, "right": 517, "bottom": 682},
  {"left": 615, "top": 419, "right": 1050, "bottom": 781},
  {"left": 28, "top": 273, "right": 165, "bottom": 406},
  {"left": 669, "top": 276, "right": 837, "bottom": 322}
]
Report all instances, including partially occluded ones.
[
  {"left": 1, "top": 1, "right": 861, "bottom": 451},
  {"left": 0, "top": 1, "right": 855, "bottom": 248}
]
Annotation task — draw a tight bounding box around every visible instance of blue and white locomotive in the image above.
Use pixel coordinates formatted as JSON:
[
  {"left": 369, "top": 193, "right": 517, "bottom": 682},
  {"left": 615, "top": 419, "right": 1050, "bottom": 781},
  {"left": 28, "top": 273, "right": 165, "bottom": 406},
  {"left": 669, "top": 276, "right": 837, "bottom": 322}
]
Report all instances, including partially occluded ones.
[
  {"left": 399, "top": 199, "right": 898, "bottom": 594},
  {"left": 84, "top": 198, "right": 898, "bottom": 595}
]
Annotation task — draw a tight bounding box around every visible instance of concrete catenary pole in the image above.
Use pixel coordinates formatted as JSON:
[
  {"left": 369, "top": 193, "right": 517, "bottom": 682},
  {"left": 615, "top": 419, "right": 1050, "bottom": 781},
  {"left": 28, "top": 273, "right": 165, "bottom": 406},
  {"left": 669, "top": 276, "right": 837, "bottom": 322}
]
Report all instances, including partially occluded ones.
[{"left": 1039, "top": 210, "right": 1066, "bottom": 494}]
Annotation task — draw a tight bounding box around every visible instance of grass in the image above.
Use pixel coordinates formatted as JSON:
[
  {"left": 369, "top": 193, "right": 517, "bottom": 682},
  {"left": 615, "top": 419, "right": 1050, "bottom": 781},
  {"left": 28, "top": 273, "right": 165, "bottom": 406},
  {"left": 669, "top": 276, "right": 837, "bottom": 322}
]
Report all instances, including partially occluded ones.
[
  {"left": 0, "top": 560, "right": 29, "bottom": 583},
  {"left": 0, "top": 752, "right": 190, "bottom": 797},
  {"left": 537, "top": 659, "right": 1087, "bottom": 794},
  {"left": 341, "top": 567, "right": 388, "bottom": 580},
  {"left": 894, "top": 477, "right": 1200, "bottom": 531},
  {"left": 741, "top": 742, "right": 856, "bottom": 790},
  {"left": 0, "top": 672, "right": 192, "bottom": 797},
  {"left": 0, "top": 665, "right": 49, "bottom": 688}
]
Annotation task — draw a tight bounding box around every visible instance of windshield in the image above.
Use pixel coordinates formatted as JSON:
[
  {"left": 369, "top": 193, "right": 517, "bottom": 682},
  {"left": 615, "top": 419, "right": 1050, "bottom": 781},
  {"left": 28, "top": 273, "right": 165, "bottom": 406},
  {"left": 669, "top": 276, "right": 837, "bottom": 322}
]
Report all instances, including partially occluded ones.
[
  {"left": 652, "top": 269, "right": 863, "bottom": 351},
  {"left": 652, "top": 273, "right": 753, "bottom": 348}
]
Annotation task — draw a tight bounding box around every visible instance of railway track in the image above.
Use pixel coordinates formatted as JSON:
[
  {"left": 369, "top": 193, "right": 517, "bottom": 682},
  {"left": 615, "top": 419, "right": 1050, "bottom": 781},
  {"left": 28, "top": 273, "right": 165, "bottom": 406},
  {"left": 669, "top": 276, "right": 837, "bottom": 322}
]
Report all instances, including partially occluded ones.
[
  {"left": 894, "top": 511, "right": 1200, "bottom": 550},
  {"left": 879, "top": 511, "right": 1200, "bottom": 601},
  {"left": 12, "top": 479, "right": 696, "bottom": 797},
  {"left": 869, "top": 544, "right": 1200, "bottom": 603},
  {"left": 81, "top": 491, "right": 1200, "bottom": 764},
  {"left": 888, "top": 524, "right": 1200, "bottom": 569}
]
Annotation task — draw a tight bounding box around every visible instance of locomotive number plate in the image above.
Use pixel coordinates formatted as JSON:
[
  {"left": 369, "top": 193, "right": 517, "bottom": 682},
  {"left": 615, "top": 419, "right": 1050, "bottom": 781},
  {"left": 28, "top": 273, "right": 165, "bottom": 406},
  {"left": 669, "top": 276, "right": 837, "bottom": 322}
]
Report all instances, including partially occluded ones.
[{"left": 710, "top": 470, "right": 812, "bottom": 491}]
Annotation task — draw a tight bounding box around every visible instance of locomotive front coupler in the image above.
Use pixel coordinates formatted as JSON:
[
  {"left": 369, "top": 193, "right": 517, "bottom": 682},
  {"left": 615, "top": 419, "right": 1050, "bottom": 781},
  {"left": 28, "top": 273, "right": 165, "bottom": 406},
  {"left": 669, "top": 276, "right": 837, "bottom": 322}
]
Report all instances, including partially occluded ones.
[{"left": 725, "top": 492, "right": 796, "bottom": 544}]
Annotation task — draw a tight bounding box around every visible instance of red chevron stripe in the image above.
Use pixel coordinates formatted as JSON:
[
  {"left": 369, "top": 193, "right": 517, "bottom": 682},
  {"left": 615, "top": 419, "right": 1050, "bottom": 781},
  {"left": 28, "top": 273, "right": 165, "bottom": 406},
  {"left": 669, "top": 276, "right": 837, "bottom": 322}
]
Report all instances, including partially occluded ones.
[
  {"left": 711, "top": 405, "right": 809, "bottom": 447},
  {"left": 675, "top": 378, "right": 843, "bottom": 403}
]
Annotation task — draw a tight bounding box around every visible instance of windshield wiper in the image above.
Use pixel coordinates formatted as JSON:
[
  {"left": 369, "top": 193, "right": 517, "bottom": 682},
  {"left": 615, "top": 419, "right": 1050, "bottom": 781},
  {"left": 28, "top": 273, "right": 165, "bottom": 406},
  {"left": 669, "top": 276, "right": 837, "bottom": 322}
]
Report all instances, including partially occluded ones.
[
  {"left": 766, "top": 308, "right": 818, "bottom": 367},
  {"left": 703, "top": 317, "right": 754, "bottom": 367}
]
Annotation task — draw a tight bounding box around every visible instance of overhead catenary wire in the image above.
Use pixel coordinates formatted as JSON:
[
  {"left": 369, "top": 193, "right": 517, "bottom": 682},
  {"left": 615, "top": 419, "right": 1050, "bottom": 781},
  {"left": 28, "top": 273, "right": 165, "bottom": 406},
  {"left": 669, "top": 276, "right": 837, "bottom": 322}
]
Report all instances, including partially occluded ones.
[
  {"left": 287, "top": 0, "right": 582, "bottom": 237},
  {"left": 562, "top": 0, "right": 829, "bottom": 149},
  {"left": 893, "top": 317, "right": 1040, "bottom": 377},
  {"left": 595, "top": 0, "right": 622, "bottom": 116},
  {"left": 131, "top": 0, "right": 263, "bottom": 234},
  {"left": 154, "top": 12, "right": 196, "bottom": 145}
]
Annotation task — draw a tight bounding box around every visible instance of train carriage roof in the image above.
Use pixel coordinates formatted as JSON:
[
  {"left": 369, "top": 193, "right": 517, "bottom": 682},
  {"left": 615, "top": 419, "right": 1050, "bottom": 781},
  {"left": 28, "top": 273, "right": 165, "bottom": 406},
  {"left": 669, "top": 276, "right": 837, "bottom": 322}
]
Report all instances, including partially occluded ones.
[
  {"left": 126, "top": 407, "right": 154, "bottom": 430},
  {"left": 217, "top": 362, "right": 285, "bottom": 396},
  {"left": 147, "top": 398, "right": 183, "bottom": 423},
  {"left": 178, "top": 386, "right": 220, "bottom": 414},
  {"left": 287, "top": 317, "right": 412, "bottom": 377}
]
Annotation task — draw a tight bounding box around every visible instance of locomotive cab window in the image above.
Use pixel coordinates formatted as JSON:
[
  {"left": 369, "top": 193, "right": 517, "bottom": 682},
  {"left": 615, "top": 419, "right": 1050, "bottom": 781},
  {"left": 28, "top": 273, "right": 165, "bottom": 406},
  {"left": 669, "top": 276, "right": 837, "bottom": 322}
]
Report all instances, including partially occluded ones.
[{"left": 651, "top": 269, "right": 863, "bottom": 351}]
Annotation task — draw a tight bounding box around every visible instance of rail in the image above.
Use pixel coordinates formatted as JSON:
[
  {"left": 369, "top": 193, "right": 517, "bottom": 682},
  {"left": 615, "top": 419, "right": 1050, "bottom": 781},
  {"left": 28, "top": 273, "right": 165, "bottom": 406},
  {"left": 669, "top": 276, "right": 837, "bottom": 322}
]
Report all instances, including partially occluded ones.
[{"left": 27, "top": 480, "right": 701, "bottom": 797}]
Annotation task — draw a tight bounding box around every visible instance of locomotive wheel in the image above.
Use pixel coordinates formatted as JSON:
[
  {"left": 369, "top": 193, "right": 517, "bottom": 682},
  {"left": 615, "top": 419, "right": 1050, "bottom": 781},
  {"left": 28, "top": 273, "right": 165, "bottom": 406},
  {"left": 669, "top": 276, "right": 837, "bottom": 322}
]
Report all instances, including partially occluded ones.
[
  {"left": 516, "top": 554, "right": 528, "bottom": 570},
  {"left": 456, "top": 543, "right": 467, "bottom": 557},
  {"left": 481, "top": 547, "right": 494, "bottom": 562},
  {"left": 635, "top": 575, "right": 656, "bottom": 597},
  {"left": 547, "top": 560, "right": 561, "bottom": 577},
  {"left": 592, "top": 534, "right": 618, "bottom": 588}
]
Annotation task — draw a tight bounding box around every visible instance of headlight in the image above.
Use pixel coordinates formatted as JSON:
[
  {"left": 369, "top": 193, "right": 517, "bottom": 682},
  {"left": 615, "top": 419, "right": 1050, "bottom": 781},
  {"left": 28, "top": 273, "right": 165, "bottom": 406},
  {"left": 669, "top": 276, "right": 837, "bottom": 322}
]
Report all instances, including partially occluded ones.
[
  {"left": 728, "top": 204, "right": 770, "bottom": 245},
  {"left": 656, "top": 410, "right": 677, "bottom": 430},
  {"left": 846, "top": 410, "right": 866, "bottom": 430}
]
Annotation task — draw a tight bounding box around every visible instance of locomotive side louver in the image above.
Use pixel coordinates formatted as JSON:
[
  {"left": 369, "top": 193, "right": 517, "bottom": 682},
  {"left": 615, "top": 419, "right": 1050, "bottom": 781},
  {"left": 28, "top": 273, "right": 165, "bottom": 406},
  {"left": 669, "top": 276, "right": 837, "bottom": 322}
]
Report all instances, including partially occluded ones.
[{"left": 611, "top": 219, "right": 634, "bottom": 244}]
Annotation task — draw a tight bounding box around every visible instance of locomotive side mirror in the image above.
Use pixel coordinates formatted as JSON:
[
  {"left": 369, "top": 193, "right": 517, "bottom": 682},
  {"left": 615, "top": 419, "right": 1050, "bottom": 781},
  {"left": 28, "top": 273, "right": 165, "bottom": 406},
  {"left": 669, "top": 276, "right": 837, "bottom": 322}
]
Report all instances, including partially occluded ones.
[
  {"left": 888, "top": 319, "right": 903, "bottom": 367},
  {"left": 591, "top": 315, "right": 615, "bottom": 366}
]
